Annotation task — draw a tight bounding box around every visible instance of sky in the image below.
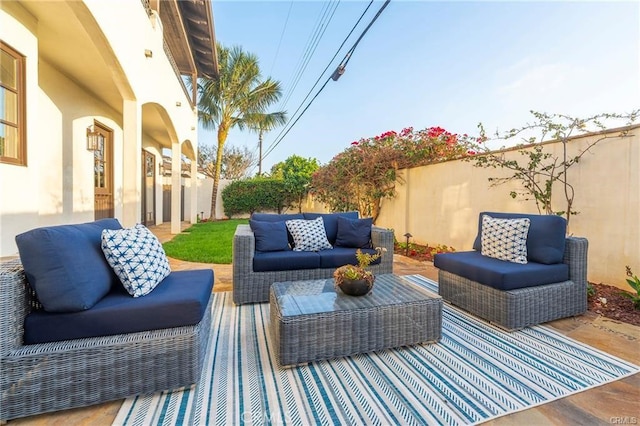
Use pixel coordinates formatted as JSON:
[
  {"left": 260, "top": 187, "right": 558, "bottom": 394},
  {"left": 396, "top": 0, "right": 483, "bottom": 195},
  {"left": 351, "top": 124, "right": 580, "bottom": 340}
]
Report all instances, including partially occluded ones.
[{"left": 205, "top": 0, "right": 640, "bottom": 173}]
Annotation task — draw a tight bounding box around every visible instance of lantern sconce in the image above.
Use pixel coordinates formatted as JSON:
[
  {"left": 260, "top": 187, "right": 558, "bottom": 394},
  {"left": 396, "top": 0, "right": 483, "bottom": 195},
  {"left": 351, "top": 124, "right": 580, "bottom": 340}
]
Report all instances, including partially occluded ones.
[
  {"left": 144, "top": 49, "right": 153, "bottom": 58},
  {"left": 86, "top": 125, "right": 104, "bottom": 151}
]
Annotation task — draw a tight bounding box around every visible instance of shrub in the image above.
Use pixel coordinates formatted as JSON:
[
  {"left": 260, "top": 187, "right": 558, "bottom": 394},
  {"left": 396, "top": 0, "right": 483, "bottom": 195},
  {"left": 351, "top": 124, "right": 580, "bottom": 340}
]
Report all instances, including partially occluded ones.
[{"left": 221, "top": 177, "right": 290, "bottom": 217}]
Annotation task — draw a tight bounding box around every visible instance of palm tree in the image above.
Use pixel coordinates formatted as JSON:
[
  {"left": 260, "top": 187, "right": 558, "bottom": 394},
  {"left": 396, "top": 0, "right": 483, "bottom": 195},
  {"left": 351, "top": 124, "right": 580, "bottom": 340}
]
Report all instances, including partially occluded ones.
[
  {"left": 197, "top": 43, "right": 286, "bottom": 219},
  {"left": 246, "top": 112, "right": 287, "bottom": 175}
]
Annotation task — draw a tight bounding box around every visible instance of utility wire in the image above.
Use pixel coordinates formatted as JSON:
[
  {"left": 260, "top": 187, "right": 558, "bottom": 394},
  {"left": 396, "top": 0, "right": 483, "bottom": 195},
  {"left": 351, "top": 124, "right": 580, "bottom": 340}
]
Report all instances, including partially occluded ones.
[
  {"left": 264, "top": 0, "right": 374, "bottom": 156},
  {"left": 269, "top": 1, "right": 294, "bottom": 76},
  {"left": 262, "top": 0, "right": 391, "bottom": 161},
  {"left": 279, "top": 0, "right": 340, "bottom": 110}
]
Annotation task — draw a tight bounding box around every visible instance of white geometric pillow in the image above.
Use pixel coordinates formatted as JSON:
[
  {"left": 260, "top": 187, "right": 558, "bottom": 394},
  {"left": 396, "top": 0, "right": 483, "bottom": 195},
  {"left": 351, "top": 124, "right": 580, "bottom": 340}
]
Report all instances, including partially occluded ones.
[
  {"left": 481, "top": 215, "right": 530, "bottom": 264},
  {"left": 285, "top": 217, "right": 333, "bottom": 252},
  {"left": 101, "top": 224, "right": 171, "bottom": 297}
]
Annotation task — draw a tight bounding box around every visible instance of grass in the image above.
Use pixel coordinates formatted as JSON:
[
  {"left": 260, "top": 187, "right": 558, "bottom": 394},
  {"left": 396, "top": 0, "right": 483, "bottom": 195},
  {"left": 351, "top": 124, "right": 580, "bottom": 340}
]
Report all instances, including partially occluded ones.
[{"left": 162, "top": 219, "right": 248, "bottom": 264}]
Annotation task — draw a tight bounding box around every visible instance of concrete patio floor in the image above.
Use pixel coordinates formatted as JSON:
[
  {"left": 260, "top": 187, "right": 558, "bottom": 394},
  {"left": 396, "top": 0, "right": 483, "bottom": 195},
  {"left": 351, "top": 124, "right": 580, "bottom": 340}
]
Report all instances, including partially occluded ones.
[{"left": 7, "top": 223, "right": 639, "bottom": 425}]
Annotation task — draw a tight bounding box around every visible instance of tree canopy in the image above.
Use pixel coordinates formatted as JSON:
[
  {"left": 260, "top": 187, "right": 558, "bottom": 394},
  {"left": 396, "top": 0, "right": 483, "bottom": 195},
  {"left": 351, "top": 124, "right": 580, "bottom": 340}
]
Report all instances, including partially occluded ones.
[{"left": 196, "top": 43, "right": 286, "bottom": 219}]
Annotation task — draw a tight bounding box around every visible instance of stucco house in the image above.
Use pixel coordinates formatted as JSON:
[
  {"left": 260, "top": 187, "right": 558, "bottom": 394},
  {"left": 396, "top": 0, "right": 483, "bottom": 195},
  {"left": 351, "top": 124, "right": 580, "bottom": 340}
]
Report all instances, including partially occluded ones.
[{"left": 0, "top": 0, "right": 218, "bottom": 257}]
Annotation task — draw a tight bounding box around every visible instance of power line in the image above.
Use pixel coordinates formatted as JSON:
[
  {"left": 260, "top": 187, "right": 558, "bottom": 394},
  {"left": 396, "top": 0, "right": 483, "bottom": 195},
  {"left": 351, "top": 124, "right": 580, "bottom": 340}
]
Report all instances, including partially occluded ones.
[
  {"left": 262, "top": 0, "right": 391, "bottom": 162},
  {"left": 269, "top": 1, "right": 294, "bottom": 76},
  {"left": 265, "top": 0, "right": 374, "bottom": 156},
  {"left": 279, "top": 0, "right": 341, "bottom": 111}
]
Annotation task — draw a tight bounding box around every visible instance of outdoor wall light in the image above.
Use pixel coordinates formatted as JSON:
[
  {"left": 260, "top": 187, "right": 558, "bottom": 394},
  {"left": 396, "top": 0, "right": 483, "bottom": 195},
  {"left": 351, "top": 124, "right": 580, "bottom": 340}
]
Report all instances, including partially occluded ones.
[
  {"left": 144, "top": 49, "right": 153, "bottom": 58},
  {"left": 86, "top": 125, "right": 104, "bottom": 151},
  {"left": 175, "top": 101, "right": 182, "bottom": 107},
  {"left": 403, "top": 232, "right": 413, "bottom": 256}
]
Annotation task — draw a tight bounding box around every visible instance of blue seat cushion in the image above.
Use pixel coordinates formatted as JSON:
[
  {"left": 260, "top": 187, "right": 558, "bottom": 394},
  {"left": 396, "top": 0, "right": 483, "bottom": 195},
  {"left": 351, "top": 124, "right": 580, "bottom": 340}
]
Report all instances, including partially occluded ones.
[
  {"left": 434, "top": 251, "right": 569, "bottom": 291},
  {"left": 334, "top": 216, "right": 373, "bottom": 248},
  {"left": 472, "top": 212, "right": 566, "bottom": 264},
  {"left": 249, "top": 219, "right": 290, "bottom": 252},
  {"left": 303, "top": 212, "right": 359, "bottom": 245},
  {"left": 15, "top": 218, "right": 123, "bottom": 313},
  {"left": 24, "top": 269, "right": 214, "bottom": 344},
  {"left": 253, "top": 250, "right": 320, "bottom": 272},
  {"left": 318, "top": 247, "right": 381, "bottom": 268}
]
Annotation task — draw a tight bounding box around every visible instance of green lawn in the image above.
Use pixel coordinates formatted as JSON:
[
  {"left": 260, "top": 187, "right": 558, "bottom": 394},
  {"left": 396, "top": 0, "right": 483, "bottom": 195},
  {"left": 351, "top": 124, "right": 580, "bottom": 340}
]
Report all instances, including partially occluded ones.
[{"left": 162, "top": 219, "right": 248, "bottom": 264}]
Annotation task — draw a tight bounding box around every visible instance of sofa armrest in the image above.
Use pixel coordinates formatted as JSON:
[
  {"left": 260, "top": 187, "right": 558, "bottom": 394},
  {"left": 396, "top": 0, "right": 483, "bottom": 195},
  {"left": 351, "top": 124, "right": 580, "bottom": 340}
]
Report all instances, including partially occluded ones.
[
  {"left": 0, "top": 259, "right": 31, "bottom": 355},
  {"left": 564, "top": 236, "right": 588, "bottom": 288},
  {"left": 233, "top": 224, "right": 256, "bottom": 277},
  {"left": 371, "top": 226, "right": 394, "bottom": 272}
]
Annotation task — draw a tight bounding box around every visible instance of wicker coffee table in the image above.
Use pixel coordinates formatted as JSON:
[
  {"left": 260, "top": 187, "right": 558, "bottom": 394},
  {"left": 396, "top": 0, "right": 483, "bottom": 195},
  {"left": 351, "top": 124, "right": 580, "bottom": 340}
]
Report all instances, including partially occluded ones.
[{"left": 269, "top": 274, "right": 442, "bottom": 367}]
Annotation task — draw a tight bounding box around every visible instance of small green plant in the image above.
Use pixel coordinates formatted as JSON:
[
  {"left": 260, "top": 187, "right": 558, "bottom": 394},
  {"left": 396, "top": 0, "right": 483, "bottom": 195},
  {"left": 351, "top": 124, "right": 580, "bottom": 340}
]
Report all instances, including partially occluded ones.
[
  {"left": 621, "top": 266, "right": 640, "bottom": 310},
  {"left": 586, "top": 283, "right": 596, "bottom": 298},
  {"left": 334, "top": 247, "right": 386, "bottom": 286}
]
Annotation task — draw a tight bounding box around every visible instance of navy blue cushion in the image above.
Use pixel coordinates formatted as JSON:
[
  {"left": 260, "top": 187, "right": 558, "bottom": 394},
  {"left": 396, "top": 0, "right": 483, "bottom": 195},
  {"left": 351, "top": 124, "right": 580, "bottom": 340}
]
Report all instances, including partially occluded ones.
[
  {"left": 434, "top": 251, "right": 569, "bottom": 291},
  {"left": 472, "top": 212, "right": 567, "bottom": 264},
  {"left": 15, "top": 218, "right": 123, "bottom": 313},
  {"left": 303, "top": 212, "right": 359, "bottom": 244},
  {"left": 251, "top": 213, "right": 304, "bottom": 222},
  {"left": 24, "top": 269, "right": 213, "bottom": 344},
  {"left": 318, "top": 247, "right": 381, "bottom": 268},
  {"left": 334, "top": 216, "right": 372, "bottom": 248},
  {"left": 249, "top": 220, "right": 290, "bottom": 252},
  {"left": 253, "top": 250, "right": 320, "bottom": 272},
  {"left": 251, "top": 213, "right": 304, "bottom": 246}
]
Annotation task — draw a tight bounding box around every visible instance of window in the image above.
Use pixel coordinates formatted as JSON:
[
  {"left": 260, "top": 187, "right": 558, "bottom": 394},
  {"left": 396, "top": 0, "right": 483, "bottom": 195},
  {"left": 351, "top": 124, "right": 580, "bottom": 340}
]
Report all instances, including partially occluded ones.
[{"left": 0, "top": 41, "right": 26, "bottom": 166}]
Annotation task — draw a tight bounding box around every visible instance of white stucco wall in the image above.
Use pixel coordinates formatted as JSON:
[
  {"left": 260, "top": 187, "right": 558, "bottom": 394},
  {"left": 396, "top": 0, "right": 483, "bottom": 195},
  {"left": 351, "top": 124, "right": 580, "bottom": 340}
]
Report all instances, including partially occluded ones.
[{"left": 0, "top": 1, "right": 199, "bottom": 256}]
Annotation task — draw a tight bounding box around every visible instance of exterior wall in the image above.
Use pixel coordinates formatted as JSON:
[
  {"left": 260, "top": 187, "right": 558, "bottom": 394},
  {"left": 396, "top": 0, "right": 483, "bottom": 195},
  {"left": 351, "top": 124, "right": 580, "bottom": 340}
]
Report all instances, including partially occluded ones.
[
  {"left": 0, "top": 1, "right": 199, "bottom": 256},
  {"left": 377, "top": 126, "right": 640, "bottom": 290}
]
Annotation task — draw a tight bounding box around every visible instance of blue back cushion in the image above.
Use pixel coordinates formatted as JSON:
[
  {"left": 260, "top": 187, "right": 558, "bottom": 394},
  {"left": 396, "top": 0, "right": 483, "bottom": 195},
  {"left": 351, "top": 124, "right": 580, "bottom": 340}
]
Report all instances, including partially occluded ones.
[
  {"left": 15, "top": 218, "right": 122, "bottom": 312},
  {"left": 249, "top": 220, "right": 290, "bottom": 252},
  {"left": 251, "top": 213, "right": 304, "bottom": 246},
  {"left": 472, "top": 212, "right": 567, "bottom": 264},
  {"left": 24, "top": 269, "right": 213, "bottom": 344},
  {"left": 303, "top": 212, "right": 359, "bottom": 244},
  {"left": 334, "top": 216, "right": 372, "bottom": 248}
]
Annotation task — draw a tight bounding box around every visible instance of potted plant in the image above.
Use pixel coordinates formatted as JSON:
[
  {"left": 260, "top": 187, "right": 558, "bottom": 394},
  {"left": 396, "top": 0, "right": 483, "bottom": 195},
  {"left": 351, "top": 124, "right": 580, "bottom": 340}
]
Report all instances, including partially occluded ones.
[{"left": 334, "top": 247, "right": 386, "bottom": 296}]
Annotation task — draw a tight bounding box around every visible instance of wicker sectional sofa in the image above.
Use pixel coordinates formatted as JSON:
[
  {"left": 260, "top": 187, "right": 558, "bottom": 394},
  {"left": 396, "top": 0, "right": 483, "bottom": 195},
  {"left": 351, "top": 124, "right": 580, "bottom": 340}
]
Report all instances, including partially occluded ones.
[
  {"left": 434, "top": 212, "right": 588, "bottom": 330},
  {"left": 233, "top": 212, "right": 394, "bottom": 304},
  {"left": 0, "top": 219, "right": 214, "bottom": 422}
]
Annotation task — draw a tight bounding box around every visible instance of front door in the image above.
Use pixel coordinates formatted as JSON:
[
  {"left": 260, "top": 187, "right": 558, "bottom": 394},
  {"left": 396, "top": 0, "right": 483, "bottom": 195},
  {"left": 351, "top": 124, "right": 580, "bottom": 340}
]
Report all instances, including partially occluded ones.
[
  {"left": 94, "top": 122, "right": 114, "bottom": 219},
  {"left": 142, "top": 150, "right": 156, "bottom": 226}
]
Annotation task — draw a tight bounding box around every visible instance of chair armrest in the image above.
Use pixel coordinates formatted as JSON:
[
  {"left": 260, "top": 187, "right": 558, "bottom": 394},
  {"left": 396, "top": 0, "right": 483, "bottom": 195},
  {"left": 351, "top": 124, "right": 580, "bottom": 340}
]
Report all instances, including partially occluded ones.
[
  {"left": 0, "top": 259, "right": 31, "bottom": 355},
  {"left": 371, "top": 226, "right": 394, "bottom": 270},
  {"left": 233, "top": 224, "right": 256, "bottom": 276},
  {"left": 564, "top": 236, "right": 588, "bottom": 287}
]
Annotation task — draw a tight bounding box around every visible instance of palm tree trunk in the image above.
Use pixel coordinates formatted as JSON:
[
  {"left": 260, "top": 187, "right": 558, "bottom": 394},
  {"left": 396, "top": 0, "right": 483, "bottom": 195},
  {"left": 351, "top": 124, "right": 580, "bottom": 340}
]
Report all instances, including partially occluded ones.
[{"left": 210, "top": 126, "right": 227, "bottom": 219}]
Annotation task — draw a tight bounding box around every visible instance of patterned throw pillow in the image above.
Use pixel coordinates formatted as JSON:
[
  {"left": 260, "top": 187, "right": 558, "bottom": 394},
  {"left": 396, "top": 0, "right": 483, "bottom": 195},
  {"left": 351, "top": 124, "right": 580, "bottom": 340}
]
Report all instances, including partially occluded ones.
[
  {"left": 481, "top": 215, "right": 530, "bottom": 264},
  {"left": 101, "top": 224, "right": 171, "bottom": 297},
  {"left": 285, "top": 217, "right": 333, "bottom": 252}
]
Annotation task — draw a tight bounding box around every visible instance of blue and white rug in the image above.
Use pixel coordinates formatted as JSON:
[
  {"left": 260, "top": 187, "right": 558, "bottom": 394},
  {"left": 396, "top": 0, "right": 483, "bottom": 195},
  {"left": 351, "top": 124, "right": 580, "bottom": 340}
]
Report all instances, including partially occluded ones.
[{"left": 114, "top": 275, "right": 639, "bottom": 425}]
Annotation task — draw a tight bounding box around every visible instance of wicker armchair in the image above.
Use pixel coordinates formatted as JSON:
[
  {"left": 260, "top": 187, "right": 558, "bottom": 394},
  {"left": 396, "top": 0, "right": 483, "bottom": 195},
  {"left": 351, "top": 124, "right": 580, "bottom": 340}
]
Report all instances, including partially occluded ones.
[
  {"left": 233, "top": 224, "right": 394, "bottom": 304},
  {"left": 437, "top": 236, "right": 588, "bottom": 331},
  {"left": 0, "top": 259, "right": 212, "bottom": 422}
]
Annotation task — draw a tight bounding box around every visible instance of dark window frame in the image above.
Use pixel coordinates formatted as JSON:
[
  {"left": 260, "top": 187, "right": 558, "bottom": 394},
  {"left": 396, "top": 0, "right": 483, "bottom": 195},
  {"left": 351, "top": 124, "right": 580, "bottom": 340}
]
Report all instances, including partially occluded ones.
[{"left": 0, "top": 40, "right": 27, "bottom": 166}]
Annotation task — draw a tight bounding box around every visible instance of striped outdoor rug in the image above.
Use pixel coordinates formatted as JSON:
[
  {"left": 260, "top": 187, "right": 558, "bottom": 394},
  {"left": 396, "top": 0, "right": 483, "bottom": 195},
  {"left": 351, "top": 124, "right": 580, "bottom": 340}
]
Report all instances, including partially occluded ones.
[{"left": 114, "top": 275, "right": 639, "bottom": 426}]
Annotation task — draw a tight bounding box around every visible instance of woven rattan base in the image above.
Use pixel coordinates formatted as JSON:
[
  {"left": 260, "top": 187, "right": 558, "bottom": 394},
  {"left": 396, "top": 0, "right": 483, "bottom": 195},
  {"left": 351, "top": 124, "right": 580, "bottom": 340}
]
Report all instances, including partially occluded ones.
[
  {"left": 0, "top": 259, "right": 213, "bottom": 422},
  {"left": 438, "top": 270, "right": 587, "bottom": 331},
  {"left": 270, "top": 274, "right": 442, "bottom": 367}
]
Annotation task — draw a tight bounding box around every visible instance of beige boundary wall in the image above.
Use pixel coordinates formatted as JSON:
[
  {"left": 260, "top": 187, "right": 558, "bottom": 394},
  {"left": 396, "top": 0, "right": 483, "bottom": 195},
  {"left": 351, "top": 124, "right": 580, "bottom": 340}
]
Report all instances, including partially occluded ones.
[{"left": 376, "top": 125, "right": 640, "bottom": 290}]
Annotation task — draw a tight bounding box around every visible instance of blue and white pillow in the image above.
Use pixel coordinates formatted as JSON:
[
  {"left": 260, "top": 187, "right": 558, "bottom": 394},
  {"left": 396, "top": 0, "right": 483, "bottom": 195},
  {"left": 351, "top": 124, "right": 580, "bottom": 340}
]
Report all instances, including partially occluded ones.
[
  {"left": 285, "top": 217, "right": 333, "bottom": 252},
  {"left": 101, "top": 224, "right": 171, "bottom": 297},
  {"left": 481, "top": 215, "right": 530, "bottom": 264}
]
